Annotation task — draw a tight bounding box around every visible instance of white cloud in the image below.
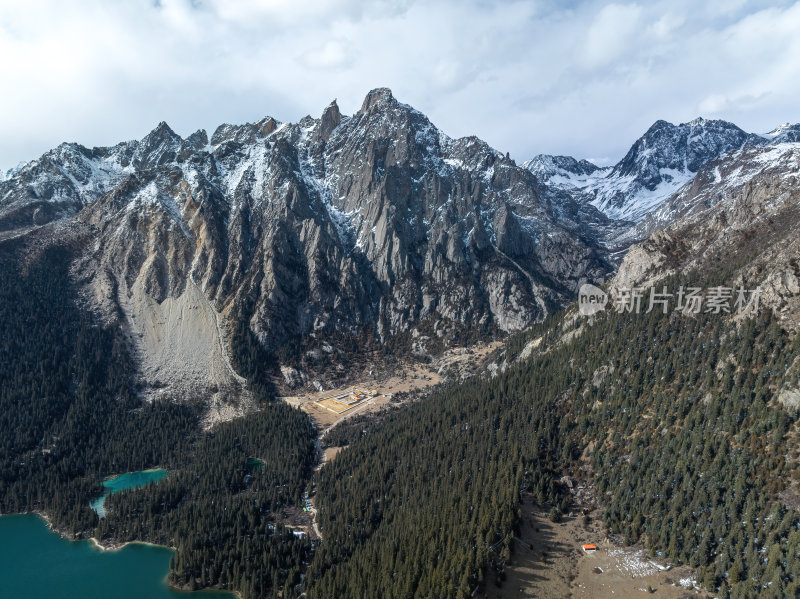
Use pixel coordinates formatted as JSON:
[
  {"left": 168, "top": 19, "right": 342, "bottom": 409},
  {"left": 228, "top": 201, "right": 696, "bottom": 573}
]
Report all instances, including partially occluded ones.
[
  {"left": 580, "top": 3, "right": 643, "bottom": 69},
  {"left": 0, "top": 0, "right": 799, "bottom": 170},
  {"left": 698, "top": 92, "right": 770, "bottom": 114},
  {"left": 300, "top": 39, "right": 355, "bottom": 70},
  {"left": 698, "top": 94, "right": 731, "bottom": 114},
  {"left": 647, "top": 13, "right": 684, "bottom": 39}
]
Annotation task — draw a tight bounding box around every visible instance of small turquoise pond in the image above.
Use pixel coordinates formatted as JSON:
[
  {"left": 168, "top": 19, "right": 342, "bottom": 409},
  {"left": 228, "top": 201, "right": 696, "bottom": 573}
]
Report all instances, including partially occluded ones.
[
  {"left": 90, "top": 469, "right": 168, "bottom": 518},
  {"left": 246, "top": 457, "right": 265, "bottom": 471}
]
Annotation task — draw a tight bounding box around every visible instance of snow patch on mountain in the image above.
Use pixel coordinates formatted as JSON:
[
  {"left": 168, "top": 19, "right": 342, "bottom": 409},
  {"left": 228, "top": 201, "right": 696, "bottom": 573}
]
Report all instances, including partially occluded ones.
[
  {"left": 590, "top": 168, "right": 696, "bottom": 221},
  {"left": 627, "top": 142, "right": 800, "bottom": 242},
  {"left": 762, "top": 123, "right": 793, "bottom": 139}
]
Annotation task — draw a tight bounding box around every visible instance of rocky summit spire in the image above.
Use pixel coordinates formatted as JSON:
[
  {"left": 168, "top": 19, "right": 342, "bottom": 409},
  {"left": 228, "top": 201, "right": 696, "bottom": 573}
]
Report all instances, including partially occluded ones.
[
  {"left": 145, "top": 121, "right": 180, "bottom": 142},
  {"left": 318, "top": 99, "right": 341, "bottom": 142},
  {"left": 186, "top": 129, "right": 209, "bottom": 149},
  {"left": 359, "top": 88, "right": 396, "bottom": 114},
  {"left": 135, "top": 121, "right": 182, "bottom": 167}
]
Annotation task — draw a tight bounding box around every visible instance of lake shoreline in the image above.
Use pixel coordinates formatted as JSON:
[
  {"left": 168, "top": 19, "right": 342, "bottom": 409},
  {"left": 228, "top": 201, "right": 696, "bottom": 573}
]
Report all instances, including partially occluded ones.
[
  {"left": 89, "top": 536, "right": 176, "bottom": 553},
  {"left": 88, "top": 535, "right": 245, "bottom": 599},
  {"left": 1, "top": 512, "right": 241, "bottom": 599},
  {"left": 91, "top": 468, "right": 169, "bottom": 520},
  {"left": 100, "top": 467, "right": 166, "bottom": 482}
]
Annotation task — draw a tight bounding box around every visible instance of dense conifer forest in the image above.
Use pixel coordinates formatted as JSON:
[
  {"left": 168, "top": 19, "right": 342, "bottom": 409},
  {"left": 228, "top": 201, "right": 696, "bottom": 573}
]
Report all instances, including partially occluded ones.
[
  {"left": 306, "top": 276, "right": 800, "bottom": 599},
  {"left": 3, "top": 231, "right": 800, "bottom": 599},
  {"left": 0, "top": 237, "right": 316, "bottom": 597}
]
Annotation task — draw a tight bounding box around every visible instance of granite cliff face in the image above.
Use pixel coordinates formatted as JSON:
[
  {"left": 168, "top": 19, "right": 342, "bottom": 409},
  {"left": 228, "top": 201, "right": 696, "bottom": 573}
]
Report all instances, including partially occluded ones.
[{"left": 0, "top": 89, "right": 613, "bottom": 399}]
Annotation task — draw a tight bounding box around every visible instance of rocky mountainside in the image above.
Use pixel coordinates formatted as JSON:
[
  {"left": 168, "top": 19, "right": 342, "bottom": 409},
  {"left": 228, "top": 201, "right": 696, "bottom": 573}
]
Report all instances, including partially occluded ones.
[
  {"left": 3, "top": 88, "right": 798, "bottom": 404},
  {"left": 611, "top": 141, "right": 800, "bottom": 328},
  {"left": 0, "top": 88, "right": 613, "bottom": 400},
  {"left": 525, "top": 117, "right": 794, "bottom": 223},
  {"left": 763, "top": 122, "right": 800, "bottom": 144}
]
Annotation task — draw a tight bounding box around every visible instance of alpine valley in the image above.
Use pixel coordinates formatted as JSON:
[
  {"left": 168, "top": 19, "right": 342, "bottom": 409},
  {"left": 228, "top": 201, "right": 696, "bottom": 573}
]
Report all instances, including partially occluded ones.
[{"left": 3, "top": 89, "right": 800, "bottom": 599}]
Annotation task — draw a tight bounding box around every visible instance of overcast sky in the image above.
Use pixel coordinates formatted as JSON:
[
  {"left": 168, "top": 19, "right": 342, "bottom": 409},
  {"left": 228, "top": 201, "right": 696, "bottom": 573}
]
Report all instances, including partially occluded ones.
[{"left": 1, "top": 0, "right": 799, "bottom": 171}]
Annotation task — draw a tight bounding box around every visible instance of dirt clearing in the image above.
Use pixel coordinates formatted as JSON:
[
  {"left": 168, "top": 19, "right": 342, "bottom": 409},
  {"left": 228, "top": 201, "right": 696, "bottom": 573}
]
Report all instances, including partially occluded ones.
[
  {"left": 281, "top": 341, "right": 501, "bottom": 431},
  {"left": 483, "top": 494, "right": 708, "bottom": 598}
]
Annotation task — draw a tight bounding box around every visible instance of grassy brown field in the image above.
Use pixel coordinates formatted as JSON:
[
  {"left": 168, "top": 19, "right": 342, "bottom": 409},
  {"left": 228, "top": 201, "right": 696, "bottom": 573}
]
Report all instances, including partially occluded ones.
[
  {"left": 483, "top": 494, "right": 709, "bottom": 599},
  {"left": 315, "top": 397, "right": 358, "bottom": 414},
  {"left": 322, "top": 446, "right": 344, "bottom": 463}
]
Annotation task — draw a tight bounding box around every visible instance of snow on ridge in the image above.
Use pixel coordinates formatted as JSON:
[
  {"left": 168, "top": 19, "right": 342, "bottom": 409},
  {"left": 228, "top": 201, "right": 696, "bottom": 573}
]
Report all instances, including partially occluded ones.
[
  {"left": 761, "top": 122, "right": 793, "bottom": 139},
  {"left": 632, "top": 142, "right": 800, "bottom": 237},
  {"left": 213, "top": 139, "right": 273, "bottom": 204},
  {"left": 715, "top": 143, "right": 800, "bottom": 189},
  {"left": 443, "top": 158, "right": 465, "bottom": 170},
  {"left": 751, "top": 141, "right": 800, "bottom": 165},
  {"left": 589, "top": 166, "right": 696, "bottom": 221},
  {"left": 0, "top": 161, "right": 28, "bottom": 184},
  {"left": 525, "top": 154, "right": 695, "bottom": 222},
  {"left": 43, "top": 145, "right": 135, "bottom": 205},
  {"left": 129, "top": 180, "right": 193, "bottom": 238},
  {"left": 293, "top": 123, "right": 360, "bottom": 251},
  {"left": 523, "top": 117, "right": 793, "bottom": 222}
]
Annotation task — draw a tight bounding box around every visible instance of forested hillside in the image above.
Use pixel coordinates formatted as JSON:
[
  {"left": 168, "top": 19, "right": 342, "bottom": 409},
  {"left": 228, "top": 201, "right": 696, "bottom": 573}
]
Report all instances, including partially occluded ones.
[
  {"left": 308, "top": 273, "right": 800, "bottom": 599},
  {"left": 4, "top": 227, "right": 800, "bottom": 599},
  {"left": 0, "top": 232, "right": 317, "bottom": 598}
]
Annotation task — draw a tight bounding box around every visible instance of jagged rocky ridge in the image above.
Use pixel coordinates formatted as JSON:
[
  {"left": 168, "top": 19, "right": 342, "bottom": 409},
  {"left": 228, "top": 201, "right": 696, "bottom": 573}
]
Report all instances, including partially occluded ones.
[
  {"left": 3, "top": 88, "right": 799, "bottom": 401},
  {"left": 0, "top": 88, "right": 613, "bottom": 399},
  {"left": 525, "top": 117, "right": 795, "bottom": 223}
]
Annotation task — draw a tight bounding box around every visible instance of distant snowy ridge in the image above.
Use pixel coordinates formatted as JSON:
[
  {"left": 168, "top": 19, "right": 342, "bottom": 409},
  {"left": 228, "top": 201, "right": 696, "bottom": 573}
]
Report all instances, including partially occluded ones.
[
  {"left": 525, "top": 117, "right": 800, "bottom": 222},
  {"left": 0, "top": 163, "right": 25, "bottom": 183}
]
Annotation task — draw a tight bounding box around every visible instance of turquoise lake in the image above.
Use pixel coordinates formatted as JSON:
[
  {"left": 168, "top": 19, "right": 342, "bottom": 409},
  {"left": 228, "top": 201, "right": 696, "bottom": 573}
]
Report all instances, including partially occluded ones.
[
  {"left": 0, "top": 513, "right": 235, "bottom": 598},
  {"left": 90, "top": 468, "right": 169, "bottom": 518}
]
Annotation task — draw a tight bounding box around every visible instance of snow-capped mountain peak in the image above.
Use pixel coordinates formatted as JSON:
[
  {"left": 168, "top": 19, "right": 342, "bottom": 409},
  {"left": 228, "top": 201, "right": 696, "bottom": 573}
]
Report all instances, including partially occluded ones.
[
  {"left": 0, "top": 88, "right": 613, "bottom": 382},
  {"left": 521, "top": 154, "right": 602, "bottom": 183},
  {"left": 525, "top": 117, "right": 799, "bottom": 222}
]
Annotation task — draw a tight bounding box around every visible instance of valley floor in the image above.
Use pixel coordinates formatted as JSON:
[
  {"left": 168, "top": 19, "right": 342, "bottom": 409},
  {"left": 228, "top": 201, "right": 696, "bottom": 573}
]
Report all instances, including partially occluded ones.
[
  {"left": 280, "top": 340, "right": 502, "bottom": 429},
  {"left": 280, "top": 340, "right": 713, "bottom": 597}
]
